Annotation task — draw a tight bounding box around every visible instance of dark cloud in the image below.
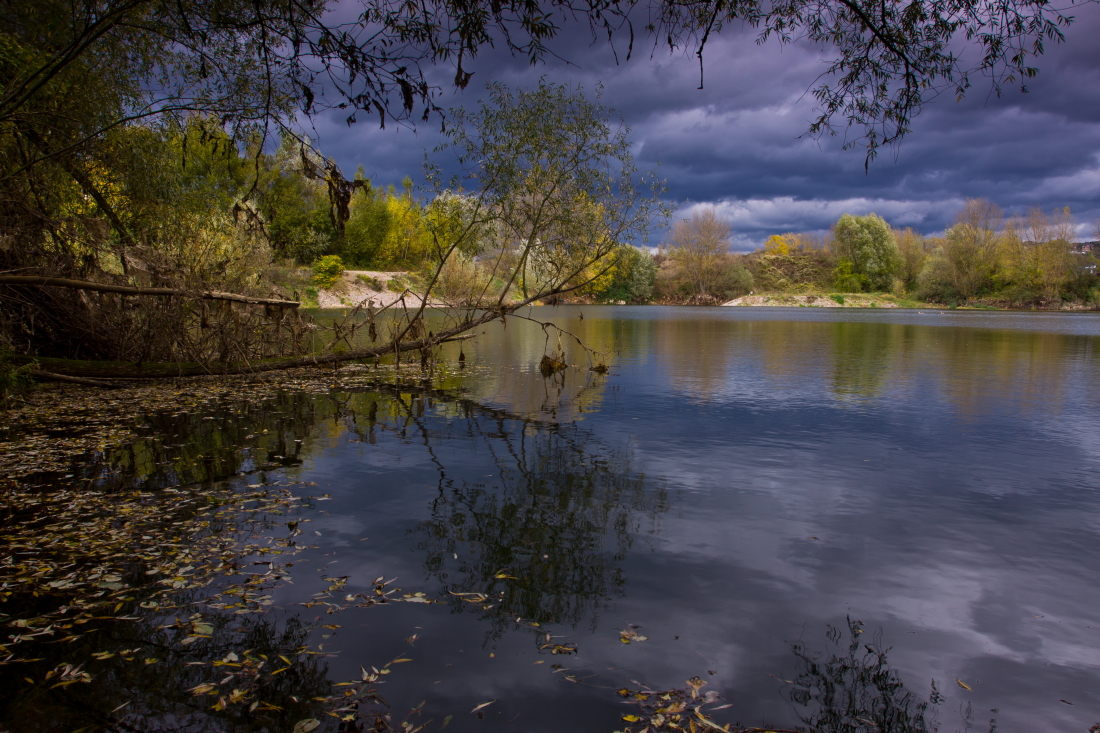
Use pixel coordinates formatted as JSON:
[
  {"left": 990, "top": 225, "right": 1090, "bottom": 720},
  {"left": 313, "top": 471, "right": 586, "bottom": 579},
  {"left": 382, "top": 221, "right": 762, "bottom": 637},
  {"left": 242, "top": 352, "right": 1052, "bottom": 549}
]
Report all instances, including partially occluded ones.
[{"left": 313, "top": 7, "right": 1100, "bottom": 249}]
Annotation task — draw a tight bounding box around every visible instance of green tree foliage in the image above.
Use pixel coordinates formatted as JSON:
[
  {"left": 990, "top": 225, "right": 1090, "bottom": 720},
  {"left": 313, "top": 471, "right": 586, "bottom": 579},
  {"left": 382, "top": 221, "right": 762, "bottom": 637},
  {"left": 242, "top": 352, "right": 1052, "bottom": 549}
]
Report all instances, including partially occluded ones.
[
  {"left": 342, "top": 181, "right": 393, "bottom": 267},
  {"left": 833, "top": 213, "right": 902, "bottom": 292},
  {"left": 599, "top": 245, "right": 659, "bottom": 303}
]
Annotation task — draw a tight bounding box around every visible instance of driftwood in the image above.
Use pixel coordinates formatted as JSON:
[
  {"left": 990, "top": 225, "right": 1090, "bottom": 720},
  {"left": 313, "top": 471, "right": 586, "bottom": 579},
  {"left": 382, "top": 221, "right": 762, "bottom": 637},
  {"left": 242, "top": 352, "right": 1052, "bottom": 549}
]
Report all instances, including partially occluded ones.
[{"left": 0, "top": 276, "right": 300, "bottom": 308}]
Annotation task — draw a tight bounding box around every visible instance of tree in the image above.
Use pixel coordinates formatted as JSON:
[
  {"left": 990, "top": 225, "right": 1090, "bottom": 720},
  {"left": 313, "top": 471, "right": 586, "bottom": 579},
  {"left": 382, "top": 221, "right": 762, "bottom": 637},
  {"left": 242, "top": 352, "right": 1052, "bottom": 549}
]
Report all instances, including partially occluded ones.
[
  {"left": 601, "top": 245, "right": 659, "bottom": 303},
  {"left": 1003, "top": 205, "right": 1080, "bottom": 301},
  {"left": 943, "top": 198, "right": 1003, "bottom": 299},
  {"left": 833, "top": 213, "right": 901, "bottom": 292},
  {"left": 428, "top": 81, "right": 666, "bottom": 306},
  {"left": 764, "top": 234, "right": 791, "bottom": 255},
  {"left": 893, "top": 227, "right": 927, "bottom": 291},
  {"left": 917, "top": 198, "right": 1001, "bottom": 302},
  {"left": 668, "top": 207, "right": 731, "bottom": 302}
]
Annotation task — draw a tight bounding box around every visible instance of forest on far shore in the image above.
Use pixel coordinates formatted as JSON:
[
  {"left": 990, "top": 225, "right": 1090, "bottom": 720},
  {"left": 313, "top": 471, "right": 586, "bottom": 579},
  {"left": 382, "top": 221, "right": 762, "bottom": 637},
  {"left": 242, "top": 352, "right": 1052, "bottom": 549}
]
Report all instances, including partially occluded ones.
[{"left": 647, "top": 201, "right": 1100, "bottom": 308}]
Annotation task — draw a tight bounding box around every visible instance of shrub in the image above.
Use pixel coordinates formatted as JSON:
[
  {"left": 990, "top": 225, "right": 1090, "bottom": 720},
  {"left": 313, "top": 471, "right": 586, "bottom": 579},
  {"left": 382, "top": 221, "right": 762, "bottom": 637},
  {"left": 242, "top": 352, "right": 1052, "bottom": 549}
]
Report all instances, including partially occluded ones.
[
  {"left": 718, "top": 264, "right": 754, "bottom": 299},
  {"left": 355, "top": 274, "right": 385, "bottom": 290},
  {"left": 311, "top": 255, "right": 345, "bottom": 288}
]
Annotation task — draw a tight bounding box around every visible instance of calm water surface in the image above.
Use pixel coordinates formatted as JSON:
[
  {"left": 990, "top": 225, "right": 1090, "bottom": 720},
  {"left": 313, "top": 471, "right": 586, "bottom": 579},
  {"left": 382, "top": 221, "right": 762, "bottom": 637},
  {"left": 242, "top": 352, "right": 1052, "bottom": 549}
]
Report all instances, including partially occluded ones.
[{"left": 34, "top": 307, "right": 1100, "bottom": 731}]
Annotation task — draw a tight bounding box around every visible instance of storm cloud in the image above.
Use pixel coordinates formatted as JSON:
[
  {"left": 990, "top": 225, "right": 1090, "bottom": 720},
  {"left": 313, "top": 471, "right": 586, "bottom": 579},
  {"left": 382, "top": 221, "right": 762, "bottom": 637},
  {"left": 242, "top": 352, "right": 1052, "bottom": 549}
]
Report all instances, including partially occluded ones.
[{"left": 312, "top": 8, "right": 1100, "bottom": 250}]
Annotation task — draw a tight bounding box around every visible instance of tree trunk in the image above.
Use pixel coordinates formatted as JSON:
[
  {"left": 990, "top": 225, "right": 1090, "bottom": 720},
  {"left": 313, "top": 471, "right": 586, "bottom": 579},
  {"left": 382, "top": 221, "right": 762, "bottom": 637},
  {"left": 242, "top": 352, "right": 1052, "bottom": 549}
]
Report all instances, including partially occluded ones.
[{"left": 0, "top": 276, "right": 300, "bottom": 307}]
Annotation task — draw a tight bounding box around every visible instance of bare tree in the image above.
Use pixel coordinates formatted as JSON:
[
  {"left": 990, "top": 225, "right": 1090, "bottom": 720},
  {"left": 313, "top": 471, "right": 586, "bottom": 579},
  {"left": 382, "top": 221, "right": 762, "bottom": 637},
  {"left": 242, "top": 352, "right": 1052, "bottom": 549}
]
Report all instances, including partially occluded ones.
[{"left": 667, "top": 207, "right": 731, "bottom": 302}]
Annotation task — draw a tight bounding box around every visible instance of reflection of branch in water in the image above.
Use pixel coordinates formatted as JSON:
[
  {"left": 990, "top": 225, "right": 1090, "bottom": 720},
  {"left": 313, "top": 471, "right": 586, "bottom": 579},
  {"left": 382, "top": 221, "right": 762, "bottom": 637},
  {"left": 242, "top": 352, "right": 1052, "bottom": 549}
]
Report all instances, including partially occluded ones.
[
  {"left": 413, "top": 414, "right": 668, "bottom": 642},
  {"left": 787, "top": 618, "right": 947, "bottom": 733}
]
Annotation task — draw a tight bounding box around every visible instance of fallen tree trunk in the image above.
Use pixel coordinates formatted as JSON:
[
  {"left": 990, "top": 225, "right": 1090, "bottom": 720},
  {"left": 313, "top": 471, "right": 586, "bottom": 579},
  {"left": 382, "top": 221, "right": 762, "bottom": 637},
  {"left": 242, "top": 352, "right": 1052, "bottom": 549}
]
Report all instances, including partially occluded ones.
[
  {"left": 0, "top": 276, "right": 300, "bottom": 308},
  {"left": 5, "top": 282, "right": 577, "bottom": 381},
  {"left": 12, "top": 326, "right": 486, "bottom": 379},
  {"left": 30, "top": 370, "right": 125, "bottom": 389}
]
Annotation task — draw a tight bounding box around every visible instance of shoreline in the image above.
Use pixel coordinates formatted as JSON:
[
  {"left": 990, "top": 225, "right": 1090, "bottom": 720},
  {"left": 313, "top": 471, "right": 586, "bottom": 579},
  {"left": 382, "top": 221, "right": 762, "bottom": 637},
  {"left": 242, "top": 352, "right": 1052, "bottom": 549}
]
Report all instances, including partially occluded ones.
[
  {"left": 303, "top": 272, "right": 1098, "bottom": 313},
  {"left": 721, "top": 293, "right": 902, "bottom": 308}
]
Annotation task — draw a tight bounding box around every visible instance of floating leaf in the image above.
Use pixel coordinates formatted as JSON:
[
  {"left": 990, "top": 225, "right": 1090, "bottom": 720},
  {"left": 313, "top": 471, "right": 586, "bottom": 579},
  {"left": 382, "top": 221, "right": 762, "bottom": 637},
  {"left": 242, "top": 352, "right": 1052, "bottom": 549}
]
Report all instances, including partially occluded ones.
[
  {"left": 956, "top": 679, "right": 971, "bottom": 691},
  {"left": 291, "top": 719, "right": 321, "bottom": 733},
  {"left": 470, "top": 700, "right": 495, "bottom": 714}
]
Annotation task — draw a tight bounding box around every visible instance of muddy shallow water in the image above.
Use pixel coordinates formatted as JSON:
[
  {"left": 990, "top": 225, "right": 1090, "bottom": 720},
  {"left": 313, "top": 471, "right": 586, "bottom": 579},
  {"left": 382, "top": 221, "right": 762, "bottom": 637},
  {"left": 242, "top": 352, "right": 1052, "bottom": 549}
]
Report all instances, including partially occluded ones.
[{"left": 4, "top": 306, "right": 1100, "bottom": 732}]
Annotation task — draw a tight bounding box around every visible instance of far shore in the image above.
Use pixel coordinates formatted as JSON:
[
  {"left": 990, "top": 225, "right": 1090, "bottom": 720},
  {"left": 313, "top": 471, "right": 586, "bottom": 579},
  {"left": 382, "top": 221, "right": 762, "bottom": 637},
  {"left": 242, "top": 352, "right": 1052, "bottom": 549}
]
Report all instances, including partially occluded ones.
[
  {"left": 305, "top": 272, "right": 1098, "bottom": 313},
  {"left": 721, "top": 293, "right": 904, "bottom": 308}
]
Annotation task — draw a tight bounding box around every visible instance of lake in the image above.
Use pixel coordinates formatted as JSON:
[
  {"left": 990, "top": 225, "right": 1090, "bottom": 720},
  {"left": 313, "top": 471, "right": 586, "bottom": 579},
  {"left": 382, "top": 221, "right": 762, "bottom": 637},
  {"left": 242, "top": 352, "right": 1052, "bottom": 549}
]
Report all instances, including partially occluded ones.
[{"left": 5, "top": 305, "right": 1100, "bottom": 732}]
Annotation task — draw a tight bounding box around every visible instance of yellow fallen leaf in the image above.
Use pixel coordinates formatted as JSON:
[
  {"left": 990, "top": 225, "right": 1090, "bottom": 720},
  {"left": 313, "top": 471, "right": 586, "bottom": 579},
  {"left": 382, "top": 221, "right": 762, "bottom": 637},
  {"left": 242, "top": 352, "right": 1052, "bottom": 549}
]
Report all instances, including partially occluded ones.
[{"left": 956, "top": 679, "right": 972, "bottom": 690}]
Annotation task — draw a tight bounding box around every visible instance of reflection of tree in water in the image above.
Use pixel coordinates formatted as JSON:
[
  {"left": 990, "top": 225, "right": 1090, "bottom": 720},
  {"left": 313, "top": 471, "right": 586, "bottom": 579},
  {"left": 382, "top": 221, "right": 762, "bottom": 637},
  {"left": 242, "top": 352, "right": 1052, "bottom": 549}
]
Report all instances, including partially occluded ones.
[
  {"left": 787, "top": 618, "right": 974, "bottom": 733},
  {"left": 414, "top": 412, "right": 668, "bottom": 637},
  {"left": 829, "top": 323, "right": 901, "bottom": 401},
  {"left": 83, "top": 389, "right": 323, "bottom": 490}
]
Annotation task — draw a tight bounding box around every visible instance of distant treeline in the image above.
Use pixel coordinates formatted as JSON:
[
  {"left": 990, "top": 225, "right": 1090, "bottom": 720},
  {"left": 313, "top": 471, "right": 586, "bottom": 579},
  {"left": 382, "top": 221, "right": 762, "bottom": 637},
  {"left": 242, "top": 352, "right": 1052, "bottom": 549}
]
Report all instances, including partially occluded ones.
[{"left": 653, "top": 200, "right": 1100, "bottom": 307}]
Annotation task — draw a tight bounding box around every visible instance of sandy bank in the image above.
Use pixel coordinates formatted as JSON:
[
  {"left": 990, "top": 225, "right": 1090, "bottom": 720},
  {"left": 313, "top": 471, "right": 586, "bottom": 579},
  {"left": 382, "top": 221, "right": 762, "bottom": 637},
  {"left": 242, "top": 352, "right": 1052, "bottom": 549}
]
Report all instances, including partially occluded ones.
[
  {"left": 316, "top": 270, "right": 438, "bottom": 309},
  {"left": 722, "top": 293, "right": 899, "bottom": 308}
]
